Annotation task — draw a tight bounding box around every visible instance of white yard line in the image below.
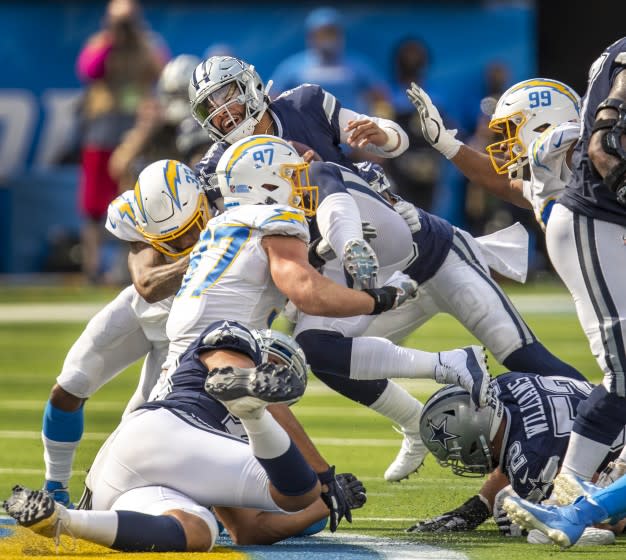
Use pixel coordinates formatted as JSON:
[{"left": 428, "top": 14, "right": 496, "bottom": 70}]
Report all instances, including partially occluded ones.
[{"left": 0, "top": 293, "right": 575, "bottom": 323}]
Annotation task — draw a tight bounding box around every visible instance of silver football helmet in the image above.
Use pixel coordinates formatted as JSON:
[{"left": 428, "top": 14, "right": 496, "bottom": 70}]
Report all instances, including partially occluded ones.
[
  {"left": 486, "top": 78, "right": 581, "bottom": 177},
  {"left": 256, "top": 329, "right": 309, "bottom": 390},
  {"left": 158, "top": 54, "right": 201, "bottom": 124},
  {"left": 419, "top": 385, "right": 504, "bottom": 477},
  {"left": 189, "top": 56, "right": 272, "bottom": 144}
]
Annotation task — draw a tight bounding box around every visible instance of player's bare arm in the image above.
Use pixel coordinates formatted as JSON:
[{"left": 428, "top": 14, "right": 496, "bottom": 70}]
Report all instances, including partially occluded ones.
[
  {"left": 128, "top": 241, "right": 189, "bottom": 303},
  {"left": 452, "top": 145, "right": 531, "bottom": 208},
  {"left": 263, "top": 235, "right": 376, "bottom": 316}
]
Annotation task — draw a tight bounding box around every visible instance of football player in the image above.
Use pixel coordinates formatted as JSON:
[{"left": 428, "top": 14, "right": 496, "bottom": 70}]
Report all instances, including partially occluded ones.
[
  {"left": 41, "top": 159, "right": 209, "bottom": 507},
  {"left": 5, "top": 324, "right": 366, "bottom": 552},
  {"left": 491, "top": 38, "right": 626, "bottom": 547},
  {"left": 411, "top": 41, "right": 626, "bottom": 495},
  {"left": 412, "top": 373, "right": 624, "bottom": 545},
  {"left": 276, "top": 139, "right": 582, "bottom": 482}
]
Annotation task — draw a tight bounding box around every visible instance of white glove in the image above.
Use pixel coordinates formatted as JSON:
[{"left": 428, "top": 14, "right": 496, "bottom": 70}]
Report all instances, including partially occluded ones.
[
  {"left": 406, "top": 82, "right": 463, "bottom": 159},
  {"left": 394, "top": 200, "right": 421, "bottom": 233},
  {"left": 382, "top": 270, "right": 418, "bottom": 302},
  {"left": 493, "top": 485, "right": 526, "bottom": 537}
]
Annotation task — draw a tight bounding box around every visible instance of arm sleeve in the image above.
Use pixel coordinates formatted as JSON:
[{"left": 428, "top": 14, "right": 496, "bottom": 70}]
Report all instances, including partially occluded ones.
[
  {"left": 76, "top": 36, "right": 114, "bottom": 81},
  {"left": 337, "top": 107, "right": 409, "bottom": 158}
]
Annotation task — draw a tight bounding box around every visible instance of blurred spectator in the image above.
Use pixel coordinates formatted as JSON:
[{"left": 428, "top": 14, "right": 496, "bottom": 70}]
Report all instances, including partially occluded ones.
[
  {"left": 385, "top": 37, "right": 443, "bottom": 209},
  {"left": 108, "top": 54, "right": 209, "bottom": 188},
  {"left": 75, "top": 0, "right": 169, "bottom": 283},
  {"left": 270, "top": 7, "right": 389, "bottom": 115}
]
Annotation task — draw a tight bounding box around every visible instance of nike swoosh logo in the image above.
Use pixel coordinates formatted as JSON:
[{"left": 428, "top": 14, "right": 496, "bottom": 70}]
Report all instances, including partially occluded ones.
[
  {"left": 519, "top": 469, "right": 529, "bottom": 485},
  {"left": 553, "top": 132, "right": 564, "bottom": 148}
]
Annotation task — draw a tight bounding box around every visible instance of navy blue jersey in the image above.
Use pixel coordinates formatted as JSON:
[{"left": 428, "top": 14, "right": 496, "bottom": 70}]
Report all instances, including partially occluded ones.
[
  {"left": 560, "top": 37, "right": 626, "bottom": 225},
  {"left": 196, "top": 84, "right": 356, "bottom": 202},
  {"left": 494, "top": 372, "right": 624, "bottom": 501},
  {"left": 140, "top": 320, "right": 262, "bottom": 440}
]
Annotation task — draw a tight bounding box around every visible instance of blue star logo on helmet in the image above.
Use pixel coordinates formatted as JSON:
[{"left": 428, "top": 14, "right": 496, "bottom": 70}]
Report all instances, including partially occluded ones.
[{"left": 428, "top": 417, "right": 459, "bottom": 451}]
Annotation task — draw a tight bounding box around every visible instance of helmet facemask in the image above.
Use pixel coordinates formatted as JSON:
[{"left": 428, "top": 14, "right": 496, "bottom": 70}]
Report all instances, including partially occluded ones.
[
  {"left": 486, "top": 112, "right": 528, "bottom": 176},
  {"left": 191, "top": 63, "right": 269, "bottom": 144},
  {"left": 140, "top": 195, "right": 210, "bottom": 259}
]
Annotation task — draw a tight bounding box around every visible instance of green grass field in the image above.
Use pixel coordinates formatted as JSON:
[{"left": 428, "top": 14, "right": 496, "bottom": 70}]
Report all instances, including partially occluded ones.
[{"left": 1, "top": 282, "right": 624, "bottom": 559}]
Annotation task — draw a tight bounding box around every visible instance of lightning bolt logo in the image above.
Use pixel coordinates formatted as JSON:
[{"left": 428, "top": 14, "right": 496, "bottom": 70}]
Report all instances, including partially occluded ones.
[
  {"left": 262, "top": 208, "right": 306, "bottom": 226},
  {"left": 163, "top": 160, "right": 183, "bottom": 210}
]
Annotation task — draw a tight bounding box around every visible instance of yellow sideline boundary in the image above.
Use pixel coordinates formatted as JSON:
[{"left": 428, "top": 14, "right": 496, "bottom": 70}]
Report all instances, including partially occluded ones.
[{"left": 0, "top": 527, "right": 248, "bottom": 559}]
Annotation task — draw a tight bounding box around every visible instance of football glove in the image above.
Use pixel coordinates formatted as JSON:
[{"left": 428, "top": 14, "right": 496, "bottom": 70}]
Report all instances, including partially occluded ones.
[
  {"left": 493, "top": 485, "right": 526, "bottom": 537},
  {"left": 406, "top": 495, "right": 490, "bottom": 533},
  {"left": 335, "top": 472, "right": 367, "bottom": 510},
  {"left": 365, "top": 271, "right": 418, "bottom": 315},
  {"left": 394, "top": 199, "right": 421, "bottom": 233},
  {"left": 406, "top": 83, "right": 462, "bottom": 159},
  {"left": 318, "top": 465, "right": 352, "bottom": 532}
]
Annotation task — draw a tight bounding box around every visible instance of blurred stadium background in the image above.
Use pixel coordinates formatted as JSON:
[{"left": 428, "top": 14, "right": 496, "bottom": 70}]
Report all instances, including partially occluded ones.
[{"left": 0, "top": 0, "right": 622, "bottom": 280}]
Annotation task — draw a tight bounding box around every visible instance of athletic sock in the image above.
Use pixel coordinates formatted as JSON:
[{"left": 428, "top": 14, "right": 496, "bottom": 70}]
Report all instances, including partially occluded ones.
[
  {"left": 42, "top": 401, "right": 84, "bottom": 483},
  {"left": 560, "top": 432, "right": 613, "bottom": 480},
  {"left": 242, "top": 411, "right": 317, "bottom": 496},
  {"left": 350, "top": 337, "right": 437, "bottom": 380},
  {"left": 369, "top": 381, "right": 423, "bottom": 432}
]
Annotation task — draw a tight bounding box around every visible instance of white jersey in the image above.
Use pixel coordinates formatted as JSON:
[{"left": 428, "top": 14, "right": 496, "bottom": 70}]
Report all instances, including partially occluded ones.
[
  {"left": 523, "top": 121, "right": 579, "bottom": 230},
  {"left": 165, "top": 204, "right": 310, "bottom": 362},
  {"left": 105, "top": 191, "right": 145, "bottom": 244},
  {"left": 104, "top": 190, "right": 174, "bottom": 338}
]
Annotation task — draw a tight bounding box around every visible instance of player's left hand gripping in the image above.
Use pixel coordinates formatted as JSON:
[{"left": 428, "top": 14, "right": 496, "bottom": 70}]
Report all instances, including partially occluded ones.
[
  {"left": 318, "top": 465, "right": 352, "bottom": 532},
  {"left": 365, "top": 271, "right": 418, "bottom": 315}
]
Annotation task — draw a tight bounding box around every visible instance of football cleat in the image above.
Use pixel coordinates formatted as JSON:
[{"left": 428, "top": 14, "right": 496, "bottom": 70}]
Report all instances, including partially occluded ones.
[
  {"left": 503, "top": 495, "right": 608, "bottom": 548},
  {"left": 527, "top": 527, "right": 615, "bottom": 546},
  {"left": 384, "top": 428, "right": 428, "bottom": 482},
  {"left": 435, "top": 346, "right": 491, "bottom": 407},
  {"left": 3, "top": 485, "right": 69, "bottom": 542},
  {"left": 342, "top": 239, "right": 379, "bottom": 290},
  {"left": 204, "top": 363, "right": 306, "bottom": 419},
  {"left": 552, "top": 473, "right": 600, "bottom": 506}
]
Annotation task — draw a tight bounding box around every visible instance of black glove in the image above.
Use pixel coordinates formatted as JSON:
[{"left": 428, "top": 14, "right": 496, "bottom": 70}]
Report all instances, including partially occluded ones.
[
  {"left": 364, "top": 273, "right": 418, "bottom": 315},
  {"left": 406, "top": 495, "right": 490, "bottom": 533},
  {"left": 308, "top": 237, "right": 328, "bottom": 270},
  {"left": 318, "top": 465, "right": 352, "bottom": 532},
  {"left": 335, "top": 472, "right": 367, "bottom": 510}
]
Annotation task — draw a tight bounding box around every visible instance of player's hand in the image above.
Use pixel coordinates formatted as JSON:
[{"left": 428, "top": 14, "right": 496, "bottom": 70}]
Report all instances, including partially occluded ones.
[
  {"left": 394, "top": 200, "right": 421, "bottom": 233},
  {"left": 406, "top": 495, "right": 490, "bottom": 533},
  {"left": 288, "top": 140, "right": 322, "bottom": 163},
  {"left": 318, "top": 465, "right": 352, "bottom": 532},
  {"left": 345, "top": 119, "right": 389, "bottom": 149},
  {"left": 616, "top": 184, "right": 626, "bottom": 207},
  {"left": 406, "top": 83, "right": 462, "bottom": 159},
  {"left": 335, "top": 473, "right": 367, "bottom": 510},
  {"left": 365, "top": 271, "right": 418, "bottom": 315}
]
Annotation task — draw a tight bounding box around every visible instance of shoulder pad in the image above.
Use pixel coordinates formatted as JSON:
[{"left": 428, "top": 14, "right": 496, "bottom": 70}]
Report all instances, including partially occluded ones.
[
  {"left": 105, "top": 191, "right": 144, "bottom": 243},
  {"left": 222, "top": 205, "right": 310, "bottom": 243}
]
